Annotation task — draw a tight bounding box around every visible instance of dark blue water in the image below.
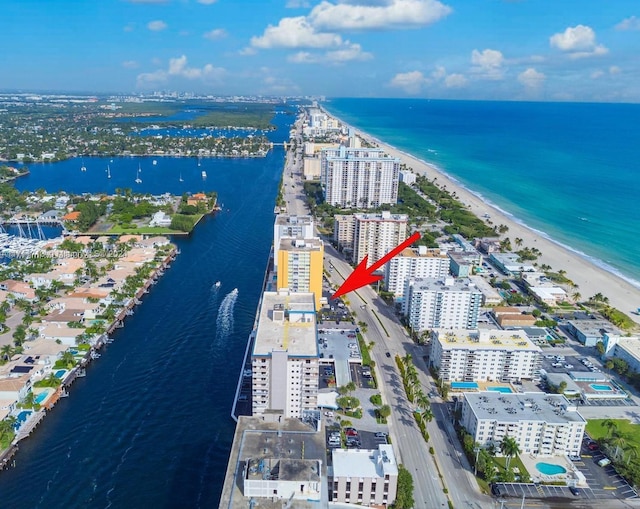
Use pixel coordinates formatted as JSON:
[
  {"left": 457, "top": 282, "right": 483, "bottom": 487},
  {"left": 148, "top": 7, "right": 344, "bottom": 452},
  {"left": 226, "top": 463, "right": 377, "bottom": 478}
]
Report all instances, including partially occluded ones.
[
  {"left": 324, "top": 98, "right": 640, "bottom": 286},
  {"left": 0, "top": 109, "right": 294, "bottom": 508}
]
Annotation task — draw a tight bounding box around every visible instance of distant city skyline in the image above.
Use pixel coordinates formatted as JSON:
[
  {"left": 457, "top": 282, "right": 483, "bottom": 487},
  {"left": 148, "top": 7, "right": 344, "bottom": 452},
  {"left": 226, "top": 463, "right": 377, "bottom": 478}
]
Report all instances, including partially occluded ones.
[{"left": 2, "top": 0, "right": 639, "bottom": 102}]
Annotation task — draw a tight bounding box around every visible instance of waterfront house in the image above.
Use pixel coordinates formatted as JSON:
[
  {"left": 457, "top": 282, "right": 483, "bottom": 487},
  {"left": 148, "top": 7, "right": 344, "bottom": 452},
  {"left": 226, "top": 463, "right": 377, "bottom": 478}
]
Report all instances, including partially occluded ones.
[
  {"left": 40, "top": 323, "right": 82, "bottom": 346},
  {"left": 61, "top": 211, "right": 81, "bottom": 222},
  {"left": 186, "top": 193, "right": 207, "bottom": 207},
  {"left": 149, "top": 211, "right": 172, "bottom": 227}
]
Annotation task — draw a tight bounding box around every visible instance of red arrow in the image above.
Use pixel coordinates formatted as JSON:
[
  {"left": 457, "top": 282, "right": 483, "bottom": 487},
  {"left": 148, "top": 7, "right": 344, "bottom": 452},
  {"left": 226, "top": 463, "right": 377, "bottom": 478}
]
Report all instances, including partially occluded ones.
[{"left": 331, "top": 232, "right": 421, "bottom": 300}]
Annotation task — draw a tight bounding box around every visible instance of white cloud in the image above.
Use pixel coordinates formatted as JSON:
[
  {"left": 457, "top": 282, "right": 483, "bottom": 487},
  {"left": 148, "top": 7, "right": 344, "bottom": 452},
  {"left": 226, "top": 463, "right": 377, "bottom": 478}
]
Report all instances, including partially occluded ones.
[
  {"left": 286, "top": 0, "right": 311, "bottom": 7},
  {"left": 287, "top": 43, "right": 372, "bottom": 64},
  {"left": 124, "top": 23, "right": 135, "bottom": 32},
  {"left": 122, "top": 60, "right": 139, "bottom": 69},
  {"left": 125, "top": 0, "right": 168, "bottom": 3},
  {"left": 471, "top": 48, "right": 505, "bottom": 80},
  {"left": 250, "top": 16, "right": 344, "bottom": 49},
  {"left": 197, "top": 0, "right": 218, "bottom": 4},
  {"left": 324, "top": 43, "right": 373, "bottom": 63},
  {"left": 549, "top": 25, "right": 608, "bottom": 58},
  {"left": 517, "top": 68, "right": 545, "bottom": 88},
  {"left": 615, "top": 16, "right": 640, "bottom": 31},
  {"left": 591, "top": 70, "right": 604, "bottom": 79},
  {"left": 431, "top": 65, "right": 446, "bottom": 80},
  {"left": 389, "top": 71, "right": 429, "bottom": 94},
  {"left": 137, "top": 55, "right": 225, "bottom": 88},
  {"left": 147, "top": 20, "right": 167, "bottom": 31},
  {"left": 309, "top": 0, "right": 452, "bottom": 31},
  {"left": 444, "top": 73, "right": 467, "bottom": 88},
  {"left": 204, "top": 28, "right": 227, "bottom": 40},
  {"left": 609, "top": 65, "right": 621, "bottom": 75},
  {"left": 239, "top": 47, "right": 257, "bottom": 56}
]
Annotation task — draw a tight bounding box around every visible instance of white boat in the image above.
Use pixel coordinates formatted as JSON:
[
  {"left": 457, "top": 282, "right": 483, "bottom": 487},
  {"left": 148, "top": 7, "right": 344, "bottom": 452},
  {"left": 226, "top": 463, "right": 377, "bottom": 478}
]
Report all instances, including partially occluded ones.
[
  {"left": 179, "top": 172, "right": 184, "bottom": 182},
  {"left": 107, "top": 165, "right": 111, "bottom": 179},
  {"left": 135, "top": 165, "right": 142, "bottom": 184},
  {"left": 152, "top": 159, "right": 157, "bottom": 166},
  {"left": 202, "top": 170, "right": 207, "bottom": 178},
  {"left": 215, "top": 281, "right": 221, "bottom": 287},
  {"left": 80, "top": 159, "right": 86, "bottom": 172}
]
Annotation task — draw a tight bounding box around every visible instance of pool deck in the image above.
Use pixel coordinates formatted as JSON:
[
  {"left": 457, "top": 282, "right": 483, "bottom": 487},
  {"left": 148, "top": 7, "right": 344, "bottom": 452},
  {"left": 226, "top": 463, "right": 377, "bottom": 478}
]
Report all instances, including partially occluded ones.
[{"left": 520, "top": 453, "right": 586, "bottom": 486}]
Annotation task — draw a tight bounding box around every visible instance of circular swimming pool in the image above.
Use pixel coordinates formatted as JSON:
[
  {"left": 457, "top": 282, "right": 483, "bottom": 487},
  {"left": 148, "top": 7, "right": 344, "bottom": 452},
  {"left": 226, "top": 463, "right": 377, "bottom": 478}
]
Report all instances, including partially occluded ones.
[{"left": 536, "top": 462, "right": 567, "bottom": 475}]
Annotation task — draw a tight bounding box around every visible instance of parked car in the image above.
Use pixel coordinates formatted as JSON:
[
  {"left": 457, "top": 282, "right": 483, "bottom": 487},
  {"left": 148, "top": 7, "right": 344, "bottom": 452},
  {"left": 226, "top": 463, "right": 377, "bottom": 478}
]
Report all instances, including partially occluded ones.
[
  {"left": 324, "top": 411, "right": 334, "bottom": 418},
  {"left": 374, "top": 432, "right": 388, "bottom": 438},
  {"left": 385, "top": 352, "right": 391, "bottom": 358},
  {"left": 587, "top": 442, "right": 599, "bottom": 451},
  {"left": 598, "top": 457, "right": 611, "bottom": 467},
  {"left": 569, "top": 487, "right": 580, "bottom": 496}
]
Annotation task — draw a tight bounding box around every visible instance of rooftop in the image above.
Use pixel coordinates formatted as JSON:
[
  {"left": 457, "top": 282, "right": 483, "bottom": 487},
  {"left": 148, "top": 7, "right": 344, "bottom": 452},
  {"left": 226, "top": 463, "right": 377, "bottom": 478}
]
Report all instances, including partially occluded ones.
[
  {"left": 278, "top": 237, "right": 323, "bottom": 252},
  {"left": 408, "top": 277, "right": 480, "bottom": 293},
  {"left": 253, "top": 291, "right": 318, "bottom": 358},
  {"left": 568, "top": 319, "right": 622, "bottom": 336},
  {"left": 275, "top": 214, "right": 313, "bottom": 226},
  {"left": 218, "top": 416, "right": 326, "bottom": 509},
  {"left": 354, "top": 212, "right": 407, "bottom": 222},
  {"left": 464, "top": 392, "right": 586, "bottom": 424},
  {"left": 332, "top": 444, "right": 398, "bottom": 479},
  {"left": 433, "top": 329, "right": 541, "bottom": 351},
  {"left": 396, "top": 246, "right": 448, "bottom": 259}
]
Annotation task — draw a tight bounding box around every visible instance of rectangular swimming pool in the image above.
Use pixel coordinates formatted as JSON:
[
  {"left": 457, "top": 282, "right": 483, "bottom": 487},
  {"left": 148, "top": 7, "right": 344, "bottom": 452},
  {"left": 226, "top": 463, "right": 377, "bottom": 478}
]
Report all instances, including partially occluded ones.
[
  {"left": 487, "top": 386, "right": 513, "bottom": 393},
  {"left": 590, "top": 383, "right": 614, "bottom": 391},
  {"left": 451, "top": 382, "right": 479, "bottom": 389}
]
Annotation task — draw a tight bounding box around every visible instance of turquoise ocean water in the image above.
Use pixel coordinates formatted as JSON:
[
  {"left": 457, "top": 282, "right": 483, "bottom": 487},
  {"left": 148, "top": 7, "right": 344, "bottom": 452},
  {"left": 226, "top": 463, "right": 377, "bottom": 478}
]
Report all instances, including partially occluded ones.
[{"left": 324, "top": 98, "right": 640, "bottom": 288}]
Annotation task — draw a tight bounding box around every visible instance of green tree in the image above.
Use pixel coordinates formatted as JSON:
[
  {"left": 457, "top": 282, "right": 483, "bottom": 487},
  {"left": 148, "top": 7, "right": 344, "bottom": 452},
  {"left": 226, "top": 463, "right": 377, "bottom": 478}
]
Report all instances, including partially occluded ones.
[
  {"left": 377, "top": 404, "right": 391, "bottom": 420},
  {"left": 1, "top": 344, "right": 14, "bottom": 362},
  {"left": 391, "top": 465, "right": 414, "bottom": 509},
  {"left": 601, "top": 419, "right": 618, "bottom": 438},
  {"left": 500, "top": 436, "right": 521, "bottom": 470}
]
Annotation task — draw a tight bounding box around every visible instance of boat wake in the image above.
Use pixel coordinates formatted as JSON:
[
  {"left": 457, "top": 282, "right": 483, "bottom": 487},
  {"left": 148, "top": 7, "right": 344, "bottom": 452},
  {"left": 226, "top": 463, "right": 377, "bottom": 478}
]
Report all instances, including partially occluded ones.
[{"left": 216, "top": 288, "right": 238, "bottom": 341}]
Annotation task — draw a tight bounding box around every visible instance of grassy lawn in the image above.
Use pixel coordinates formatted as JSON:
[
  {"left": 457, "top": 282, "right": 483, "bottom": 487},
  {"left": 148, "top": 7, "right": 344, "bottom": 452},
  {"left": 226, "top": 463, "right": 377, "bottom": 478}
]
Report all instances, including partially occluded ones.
[
  {"left": 356, "top": 333, "right": 372, "bottom": 365},
  {"left": 493, "top": 455, "right": 531, "bottom": 481},
  {"left": 0, "top": 432, "right": 15, "bottom": 450},
  {"left": 586, "top": 419, "right": 640, "bottom": 447}
]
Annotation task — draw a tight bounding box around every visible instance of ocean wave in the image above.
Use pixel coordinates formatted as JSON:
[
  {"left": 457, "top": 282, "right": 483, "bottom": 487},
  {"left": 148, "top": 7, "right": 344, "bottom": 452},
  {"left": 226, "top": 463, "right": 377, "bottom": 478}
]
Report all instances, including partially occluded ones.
[{"left": 216, "top": 288, "right": 238, "bottom": 341}]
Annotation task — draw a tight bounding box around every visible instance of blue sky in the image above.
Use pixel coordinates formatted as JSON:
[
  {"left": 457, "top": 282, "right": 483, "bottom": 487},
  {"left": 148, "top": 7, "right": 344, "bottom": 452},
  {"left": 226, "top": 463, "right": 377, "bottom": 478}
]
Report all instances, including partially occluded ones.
[{"left": 1, "top": 0, "right": 639, "bottom": 101}]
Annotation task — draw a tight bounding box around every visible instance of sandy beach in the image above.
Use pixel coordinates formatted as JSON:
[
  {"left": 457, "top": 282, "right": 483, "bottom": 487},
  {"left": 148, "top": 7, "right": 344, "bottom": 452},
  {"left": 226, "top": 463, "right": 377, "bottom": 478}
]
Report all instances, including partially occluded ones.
[{"left": 351, "top": 128, "right": 640, "bottom": 327}]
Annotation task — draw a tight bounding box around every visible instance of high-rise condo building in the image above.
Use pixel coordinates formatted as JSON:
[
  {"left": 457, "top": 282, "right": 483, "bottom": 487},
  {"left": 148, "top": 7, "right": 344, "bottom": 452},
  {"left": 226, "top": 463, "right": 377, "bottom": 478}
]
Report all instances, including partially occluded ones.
[
  {"left": 276, "top": 237, "right": 324, "bottom": 310},
  {"left": 273, "top": 215, "right": 315, "bottom": 268},
  {"left": 321, "top": 146, "right": 400, "bottom": 209},
  {"left": 403, "top": 277, "right": 482, "bottom": 331},
  {"left": 251, "top": 291, "right": 319, "bottom": 418},
  {"left": 460, "top": 392, "right": 586, "bottom": 457},
  {"left": 384, "top": 246, "right": 451, "bottom": 302},
  {"left": 430, "top": 329, "right": 542, "bottom": 382},
  {"left": 353, "top": 212, "right": 407, "bottom": 266}
]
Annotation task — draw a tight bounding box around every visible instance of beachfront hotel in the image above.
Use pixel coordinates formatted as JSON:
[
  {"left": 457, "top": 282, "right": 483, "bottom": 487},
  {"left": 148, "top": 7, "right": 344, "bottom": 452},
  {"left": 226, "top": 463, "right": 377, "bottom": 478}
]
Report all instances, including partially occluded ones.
[
  {"left": 320, "top": 146, "right": 400, "bottom": 209},
  {"left": 430, "top": 329, "right": 542, "bottom": 382},
  {"left": 251, "top": 291, "right": 319, "bottom": 419},
  {"left": 273, "top": 214, "right": 315, "bottom": 268},
  {"left": 402, "top": 277, "right": 482, "bottom": 332},
  {"left": 460, "top": 392, "right": 586, "bottom": 458},
  {"left": 353, "top": 212, "right": 408, "bottom": 266},
  {"left": 276, "top": 237, "right": 324, "bottom": 310},
  {"left": 384, "top": 246, "right": 451, "bottom": 302},
  {"left": 331, "top": 444, "right": 398, "bottom": 506}
]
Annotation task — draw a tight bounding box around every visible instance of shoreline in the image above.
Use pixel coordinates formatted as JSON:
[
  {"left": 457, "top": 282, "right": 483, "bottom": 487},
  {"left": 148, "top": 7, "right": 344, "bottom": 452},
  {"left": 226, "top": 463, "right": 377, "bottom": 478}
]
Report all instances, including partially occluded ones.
[{"left": 322, "top": 106, "right": 640, "bottom": 325}]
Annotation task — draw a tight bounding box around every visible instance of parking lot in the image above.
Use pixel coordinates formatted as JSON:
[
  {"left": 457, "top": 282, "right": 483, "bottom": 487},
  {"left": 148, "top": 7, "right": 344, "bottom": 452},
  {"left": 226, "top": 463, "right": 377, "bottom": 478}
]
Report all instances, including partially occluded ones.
[
  {"left": 318, "top": 327, "right": 360, "bottom": 386},
  {"left": 350, "top": 363, "right": 376, "bottom": 389}
]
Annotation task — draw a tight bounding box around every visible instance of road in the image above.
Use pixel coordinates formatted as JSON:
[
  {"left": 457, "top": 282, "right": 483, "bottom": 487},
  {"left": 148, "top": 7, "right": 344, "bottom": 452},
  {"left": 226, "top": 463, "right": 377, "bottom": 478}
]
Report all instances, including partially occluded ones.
[{"left": 279, "top": 117, "right": 628, "bottom": 509}]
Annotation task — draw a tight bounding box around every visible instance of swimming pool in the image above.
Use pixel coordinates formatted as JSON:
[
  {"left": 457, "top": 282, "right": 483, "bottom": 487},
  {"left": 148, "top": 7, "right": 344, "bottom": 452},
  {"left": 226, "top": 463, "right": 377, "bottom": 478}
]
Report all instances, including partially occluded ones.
[
  {"left": 54, "top": 369, "right": 67, "bottom": 379},
  {"left": 590, "top": 384, "right": 614, "bottom": 391},
  {"left": 536, "top": 462, "right": 567, "bottom": 475},
  {"left": 13, "top": 410, "right": 33, "bottom": 429},
  {"left": 487, "top": 386, "right": 513, "bottom": 393},
  {"left": 34, "top": 391, "right": 50, "bottom": 405},
  {"left": 451, "top": 382, "right": 479, "bottom": 389}
]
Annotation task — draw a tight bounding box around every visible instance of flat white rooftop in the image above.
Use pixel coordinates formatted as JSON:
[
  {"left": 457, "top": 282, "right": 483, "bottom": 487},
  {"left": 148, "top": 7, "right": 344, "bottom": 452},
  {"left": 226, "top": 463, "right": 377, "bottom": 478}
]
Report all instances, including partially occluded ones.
[
  {"left": 253, "top": 291, "right": 318, "bottom": 358},
  {"left": 465, "top": 392, "right": 586, "bottom": 424},
  {"left": 434, "top": 329, "right": 541, "bottom": 351},
  {"left": 332, "top": 444, "right": 397, "bottom": 479}
]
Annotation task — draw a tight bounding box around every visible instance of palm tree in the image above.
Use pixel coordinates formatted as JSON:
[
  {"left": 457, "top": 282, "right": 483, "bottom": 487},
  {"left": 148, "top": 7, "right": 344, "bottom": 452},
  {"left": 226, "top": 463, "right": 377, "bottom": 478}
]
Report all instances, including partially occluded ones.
[
  {"left": 601, "top": 418, "right": 618, "bottom": 438},
  {"left": 500, "top": 436, "right": 521, "bottom": 471},
  {"left": 1, "top": 344, "right": 14, "bottom": 362},
  {"left": 515, "top": 237, "right": 523, "bottom": 247},
  {"left": 0, "top": 415, "right": 17, "bottom": 441},
  {"left": 345, "top": 381, "right": 357, "bottom": 395},
  {"left": 572, "top": 291, "right": 581, "bottom": 303},
  {"left": 609, "top": 430, "right": 632, "bottom": 462}
]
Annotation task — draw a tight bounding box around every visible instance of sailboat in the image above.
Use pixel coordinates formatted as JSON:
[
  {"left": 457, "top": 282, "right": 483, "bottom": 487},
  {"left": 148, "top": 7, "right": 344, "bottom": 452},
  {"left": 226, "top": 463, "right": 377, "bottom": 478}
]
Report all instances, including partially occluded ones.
[
  {"left": 179, "top": 172, "right": 184, "bottom": 182},
  {"left": 135, "top": 164, "right": 142, "bottom": 184},
  {"left": 107, "top": 165, "right": 111, "bottom": 179},
  {"left": 80, "top": 158, "right": 86, "bottom": 172}
]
